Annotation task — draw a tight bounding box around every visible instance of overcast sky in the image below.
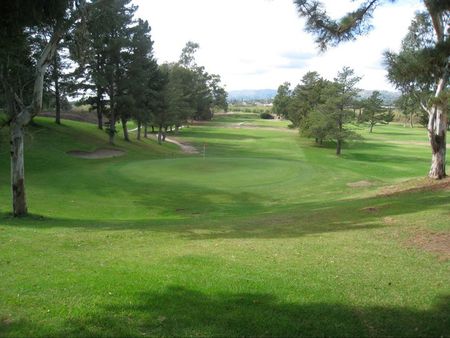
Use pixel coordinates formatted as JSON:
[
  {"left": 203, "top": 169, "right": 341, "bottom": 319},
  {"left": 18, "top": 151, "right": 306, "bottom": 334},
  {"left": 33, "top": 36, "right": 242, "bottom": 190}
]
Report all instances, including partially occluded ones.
[{"left": 132, "top": 0, "right": 424, "bottom": 91}]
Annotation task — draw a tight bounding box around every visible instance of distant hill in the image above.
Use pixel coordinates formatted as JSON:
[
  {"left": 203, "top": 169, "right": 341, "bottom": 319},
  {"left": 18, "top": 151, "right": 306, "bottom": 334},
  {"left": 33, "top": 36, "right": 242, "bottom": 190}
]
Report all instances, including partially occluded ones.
[
  {"left": 228, "top": 88, "right": 400, "bottom": 105},
  {"left": 358, "top": 90, "right": 400, "bottom": 105},
  {"left": 228, "top": 89, "right": 277, "bottom": 101}
]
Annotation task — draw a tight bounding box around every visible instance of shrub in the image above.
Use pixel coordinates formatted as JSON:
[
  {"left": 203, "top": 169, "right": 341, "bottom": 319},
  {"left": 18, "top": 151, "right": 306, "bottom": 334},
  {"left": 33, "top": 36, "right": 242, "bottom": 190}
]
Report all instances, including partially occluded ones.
[{"left": 260, "top": 112, "right": 274, "bottom": 119}]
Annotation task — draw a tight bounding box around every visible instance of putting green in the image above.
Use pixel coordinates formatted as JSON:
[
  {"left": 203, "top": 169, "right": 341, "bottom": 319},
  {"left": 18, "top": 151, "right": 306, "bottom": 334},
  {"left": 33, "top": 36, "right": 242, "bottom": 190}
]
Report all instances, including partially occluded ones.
[{"left": 118, "top": 157, "right": 311, "bottom": 190}]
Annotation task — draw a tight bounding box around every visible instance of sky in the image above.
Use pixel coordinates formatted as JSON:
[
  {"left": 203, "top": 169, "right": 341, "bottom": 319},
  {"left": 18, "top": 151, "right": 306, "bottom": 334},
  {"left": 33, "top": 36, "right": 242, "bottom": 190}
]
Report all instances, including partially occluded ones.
[{"left": 132, "top": 0, "right": 425, "bottom": 92}]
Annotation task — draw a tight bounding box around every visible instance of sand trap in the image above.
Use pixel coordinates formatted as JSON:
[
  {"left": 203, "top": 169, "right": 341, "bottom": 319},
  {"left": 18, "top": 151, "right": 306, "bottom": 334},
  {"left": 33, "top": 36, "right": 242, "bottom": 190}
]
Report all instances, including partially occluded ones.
[
  {"left": 347, "top": 180, "right": 373, "bottom": 188},
  {"left": 67, "top": 148, "right": 125, "bottom": 159}
]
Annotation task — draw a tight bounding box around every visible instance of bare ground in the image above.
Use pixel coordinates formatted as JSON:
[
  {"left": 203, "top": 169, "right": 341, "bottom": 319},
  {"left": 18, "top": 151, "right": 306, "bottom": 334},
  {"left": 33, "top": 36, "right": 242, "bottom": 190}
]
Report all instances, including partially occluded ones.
[
  {"left": 149, "top": 134, "right": 199, "bottom": 154},
  {"left": 347, "top": 180, "right": 373, "bottom": 188},
  {"left": 67, "top": 148, "right": 125, "bottom": 159},
  {"left": 378, "top": 177, "right": 450, "bottom": 196},
  {"left": 406, "top": 228, "right": 450, "bottom": 261}
]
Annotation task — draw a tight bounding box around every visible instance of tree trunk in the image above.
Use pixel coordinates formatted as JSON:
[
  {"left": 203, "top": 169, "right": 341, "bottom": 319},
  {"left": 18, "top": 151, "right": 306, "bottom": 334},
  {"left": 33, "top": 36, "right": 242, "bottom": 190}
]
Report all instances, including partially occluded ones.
[
  {"left": 427, "top": 102, "right": 447, "bottom": 179},
  {"left": 144, "top": 124, "right": 148, "bottom": 138},
  {"left": 336, "top": 117, "right": 343, "bottom": 155},
  {"left": 336, "top": 139, "right": 342, "bottom": 155},
  {"left": 10, "top": 119, "right": 27, "bottom": 216},
  {"left": 121, "top": 117, "right": 130, "bottom": 142},
  {"left": 96, "top": 87, "right": 103, "bottom": 130},
  {"left": 410, "top": 112, "right": 414, "bottom": 128},
  {"left": 369, "top": 123, "right": 374, "bottom": 133},
  {"left": 109, "top": 88, "right": 115, "bottom": 145},
  {"left": 137, "top": 121, "right": 141, "bottom": 140},
  {"left": 424, "top": 3, "right": 448, "bottom": 179},
  {"left": 157, "top": 125, "right": 163, "bottom": 144},
  {"left": 53, "top": 55, "right": 61, "bottom": 125},
  {"left": 151, "top": 125, "right": 155, "bottom": 133}
]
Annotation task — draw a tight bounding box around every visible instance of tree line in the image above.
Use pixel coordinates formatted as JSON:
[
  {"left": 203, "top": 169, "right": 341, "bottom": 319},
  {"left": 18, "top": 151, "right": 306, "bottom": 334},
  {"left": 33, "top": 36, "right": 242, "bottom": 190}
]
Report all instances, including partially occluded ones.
[
  {"left": 0, "top": 0, "right": 227, "bottom": 216},
  {"left": 291, "top": 0, "right": 448, "bottom": 179},
  {"left": 273, "top": 66, "right": 393, "bottom": 155}
]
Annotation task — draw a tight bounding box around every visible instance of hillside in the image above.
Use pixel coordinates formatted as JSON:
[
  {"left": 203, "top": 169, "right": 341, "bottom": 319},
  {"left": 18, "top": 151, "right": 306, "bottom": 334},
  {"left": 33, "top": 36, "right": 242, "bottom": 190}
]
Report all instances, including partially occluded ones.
[
  {"left": 228, "top": 88, "right": 400, "bottom": 105},
  {"left": 0, "top": 117, "right": 448, "bottom": 337},
  {"left": 228, "top": 89, "right": 277, "bottom": 101}
]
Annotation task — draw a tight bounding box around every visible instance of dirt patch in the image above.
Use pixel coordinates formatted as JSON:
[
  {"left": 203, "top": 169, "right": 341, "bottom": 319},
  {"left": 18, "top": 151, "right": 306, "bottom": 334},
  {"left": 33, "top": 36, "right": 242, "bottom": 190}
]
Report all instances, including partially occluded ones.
[
  {"left": 347, "top": 180, "right": 373, "bottom": 188},
  {"left": 67, "top": 148, "right": 125, "bottom": 159},
  {"left": 406, "top": 229, "right": 450, "bottom": 261},
  {"left": 362, "top": 206, "right": 379, "bottom": 213},
  {"left": 379, "top": 177, "right": 450, "bottom": 197},
  {"left": 383, "top": 217, "right": 397, "bottom": 225}
]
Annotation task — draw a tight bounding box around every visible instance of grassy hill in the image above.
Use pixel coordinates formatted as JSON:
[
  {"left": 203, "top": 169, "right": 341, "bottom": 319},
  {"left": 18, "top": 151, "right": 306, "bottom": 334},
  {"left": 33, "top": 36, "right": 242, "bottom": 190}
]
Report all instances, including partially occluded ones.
[{"left": 0, "top": 116, "right": 448, "bottom": 337}]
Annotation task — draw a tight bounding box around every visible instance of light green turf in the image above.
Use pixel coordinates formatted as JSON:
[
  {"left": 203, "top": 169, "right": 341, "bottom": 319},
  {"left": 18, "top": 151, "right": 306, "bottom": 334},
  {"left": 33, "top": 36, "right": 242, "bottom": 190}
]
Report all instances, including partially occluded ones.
[{"left": 0, "top": 115, "right": 448, "bottom": 337}]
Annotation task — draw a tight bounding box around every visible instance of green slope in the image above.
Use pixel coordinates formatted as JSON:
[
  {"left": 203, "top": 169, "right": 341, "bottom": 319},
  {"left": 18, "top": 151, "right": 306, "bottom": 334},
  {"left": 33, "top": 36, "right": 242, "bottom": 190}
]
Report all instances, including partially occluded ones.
[{"left": 0, "top": 116, "right": 448, "bottom": 337}]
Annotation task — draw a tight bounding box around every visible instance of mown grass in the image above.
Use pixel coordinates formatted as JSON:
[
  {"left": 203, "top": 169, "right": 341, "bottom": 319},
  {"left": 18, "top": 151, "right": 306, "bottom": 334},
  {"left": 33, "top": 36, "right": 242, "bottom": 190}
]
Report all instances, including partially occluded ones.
[{"left": 0, "top": 115, "right": 448, "bottom": 337}]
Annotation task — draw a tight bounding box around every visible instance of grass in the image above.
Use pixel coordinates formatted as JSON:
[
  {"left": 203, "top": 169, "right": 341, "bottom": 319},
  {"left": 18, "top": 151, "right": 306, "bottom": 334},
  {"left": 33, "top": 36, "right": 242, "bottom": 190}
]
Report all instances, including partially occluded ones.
[{"left": 0, "top": 115, "right": 448, "bottom": 337}]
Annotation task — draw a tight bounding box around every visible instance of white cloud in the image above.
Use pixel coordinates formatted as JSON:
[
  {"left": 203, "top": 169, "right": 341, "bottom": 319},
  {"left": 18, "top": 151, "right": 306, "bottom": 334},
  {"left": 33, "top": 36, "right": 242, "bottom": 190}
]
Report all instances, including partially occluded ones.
[{"left": 133, "top": 0, "right": 424, "bottom": 91}]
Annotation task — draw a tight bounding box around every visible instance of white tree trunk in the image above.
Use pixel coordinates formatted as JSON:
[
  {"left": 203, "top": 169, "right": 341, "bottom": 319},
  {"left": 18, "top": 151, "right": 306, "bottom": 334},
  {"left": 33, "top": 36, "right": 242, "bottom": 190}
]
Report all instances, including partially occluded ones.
[
  {"left": 427, "top": 102, "right": 447, "bottom": 179},
  {"left": 425, "top": 3, "right": 448, "bottom": 179},
  {"left": 9, "top": 24, "right": 62, "bottom": 216},
  {"left": 10, "top": 119, "right": 27, "bottom": 216}
]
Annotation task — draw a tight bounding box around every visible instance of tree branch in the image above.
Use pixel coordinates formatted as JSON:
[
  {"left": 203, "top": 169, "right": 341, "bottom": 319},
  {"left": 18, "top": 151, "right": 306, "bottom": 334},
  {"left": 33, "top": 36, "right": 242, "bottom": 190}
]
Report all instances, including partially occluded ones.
[{"left": 294, "top": 0, "right": 381, "bottom": 50}]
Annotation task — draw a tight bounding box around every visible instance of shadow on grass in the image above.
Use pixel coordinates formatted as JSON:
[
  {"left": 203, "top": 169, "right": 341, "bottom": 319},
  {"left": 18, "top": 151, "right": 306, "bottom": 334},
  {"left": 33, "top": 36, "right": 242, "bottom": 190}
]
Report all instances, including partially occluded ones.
[
  {"left": 1, "top": 186, "right": 448, "bottom": 241},
  {"left": 179, "top": 130, "right": 265, "bottom": 141},
  {"left": 2, "top": 287, "right": 448, "bottom": 337}
]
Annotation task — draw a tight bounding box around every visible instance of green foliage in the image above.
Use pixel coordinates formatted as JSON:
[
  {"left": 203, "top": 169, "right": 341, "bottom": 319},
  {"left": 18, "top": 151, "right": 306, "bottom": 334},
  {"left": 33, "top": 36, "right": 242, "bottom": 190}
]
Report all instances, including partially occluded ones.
[
  {"left": 361, "top": 91, "right": 393, "bottom": 132},
  {"left": 384, "top": 10, "right": 448, "bottom": 103},
  {"left": 273, "top": 71, "right": 326, "bottom": 128},
  {"left": 260, "top": 112, "right": 274, "bottom": 119},
  {"left": 300, "top": 67, "right": 362, "bottom": 153},
  {"left": 272, "top": 82, "right": 291, "bottom": 118},
  {"left": 293, "top": 0, "right": 379, "bottom": 50}
]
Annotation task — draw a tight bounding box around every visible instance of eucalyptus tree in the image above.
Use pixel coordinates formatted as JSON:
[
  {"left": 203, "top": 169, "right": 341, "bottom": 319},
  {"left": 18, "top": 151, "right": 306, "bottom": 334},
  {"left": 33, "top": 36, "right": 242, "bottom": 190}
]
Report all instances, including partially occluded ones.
[
  {"left": 385, "top": 9, "right": 449, "bottom": 178},
  {"left": 178, "top": 41, "right": 226, "bottom": 121},
  {"left": 293, "top": 0, "right": 449, "bottom": 178},
  {"left": 0, "top": 0, "right": 86, "bottom": 216}
]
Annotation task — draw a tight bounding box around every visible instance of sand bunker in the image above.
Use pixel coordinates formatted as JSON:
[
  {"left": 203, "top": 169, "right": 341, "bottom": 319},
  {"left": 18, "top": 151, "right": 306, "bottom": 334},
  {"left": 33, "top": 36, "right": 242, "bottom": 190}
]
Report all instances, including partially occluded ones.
[{"left": 67, "top": 148, "right": 125, "bottom": 159}]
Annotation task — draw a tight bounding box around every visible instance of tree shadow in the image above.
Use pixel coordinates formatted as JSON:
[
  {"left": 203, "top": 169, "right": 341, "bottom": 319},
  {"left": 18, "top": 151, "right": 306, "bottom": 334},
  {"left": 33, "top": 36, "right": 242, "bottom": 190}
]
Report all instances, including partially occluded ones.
[
  {"left": 3, "top": 287, "right": 448, "bottom": 337},
  {"left": 1, "top": 184, "right": 448, "bottom": 242}
]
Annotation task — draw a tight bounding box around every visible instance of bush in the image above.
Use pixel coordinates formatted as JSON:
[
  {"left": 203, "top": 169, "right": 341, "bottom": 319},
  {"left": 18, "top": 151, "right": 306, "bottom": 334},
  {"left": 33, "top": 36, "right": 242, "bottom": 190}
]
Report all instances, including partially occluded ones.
[{"left": 260, "top": 112, "right": 274, "bottom": 120}]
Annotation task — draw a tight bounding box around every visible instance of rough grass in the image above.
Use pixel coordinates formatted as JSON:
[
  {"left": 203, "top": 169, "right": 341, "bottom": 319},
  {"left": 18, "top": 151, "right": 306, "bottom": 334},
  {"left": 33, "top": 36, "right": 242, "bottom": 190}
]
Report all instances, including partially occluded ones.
[{"left": 0, "top": 116, "right": 448, "bottom": 337}]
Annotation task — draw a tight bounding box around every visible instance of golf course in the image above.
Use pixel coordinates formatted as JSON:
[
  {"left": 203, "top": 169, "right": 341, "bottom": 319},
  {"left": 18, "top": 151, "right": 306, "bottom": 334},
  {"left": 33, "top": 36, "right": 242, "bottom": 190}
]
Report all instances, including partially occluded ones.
[{"left": 0, "top": 113, "right": 448, "bottom": 337}]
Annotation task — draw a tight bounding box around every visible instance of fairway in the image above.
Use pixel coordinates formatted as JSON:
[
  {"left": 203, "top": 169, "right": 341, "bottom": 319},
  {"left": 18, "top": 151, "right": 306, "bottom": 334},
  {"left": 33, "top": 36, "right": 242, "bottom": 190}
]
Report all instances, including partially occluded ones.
[{"left": 0, "top": 115, "right": 449, "bottom": 337}]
